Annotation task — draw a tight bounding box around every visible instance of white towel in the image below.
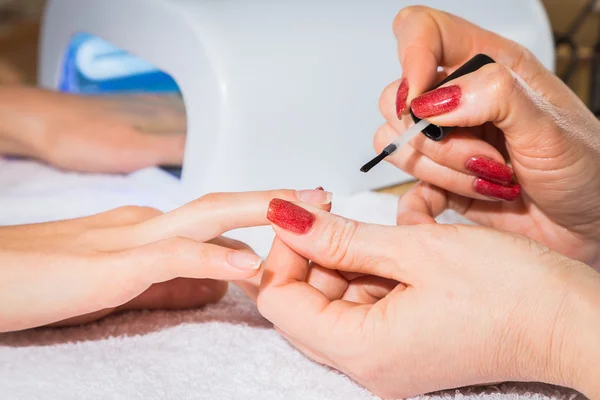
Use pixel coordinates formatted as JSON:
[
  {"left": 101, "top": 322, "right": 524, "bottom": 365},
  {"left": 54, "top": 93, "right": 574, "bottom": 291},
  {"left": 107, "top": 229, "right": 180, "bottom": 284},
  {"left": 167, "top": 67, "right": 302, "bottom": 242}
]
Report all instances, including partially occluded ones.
[{"left": 0, "top": 159, "right": 581, "bottom": 400}]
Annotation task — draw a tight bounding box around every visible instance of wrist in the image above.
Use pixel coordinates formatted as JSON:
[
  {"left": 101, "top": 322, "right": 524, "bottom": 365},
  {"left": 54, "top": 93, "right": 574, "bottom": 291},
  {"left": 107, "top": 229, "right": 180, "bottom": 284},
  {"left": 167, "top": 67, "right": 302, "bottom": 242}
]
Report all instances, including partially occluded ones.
[
  {"left": 0, "top": 85, "right": 44, "bottom": 157},
  {"left": 550, "top": 261, "right": 600, "bottom": 398}
]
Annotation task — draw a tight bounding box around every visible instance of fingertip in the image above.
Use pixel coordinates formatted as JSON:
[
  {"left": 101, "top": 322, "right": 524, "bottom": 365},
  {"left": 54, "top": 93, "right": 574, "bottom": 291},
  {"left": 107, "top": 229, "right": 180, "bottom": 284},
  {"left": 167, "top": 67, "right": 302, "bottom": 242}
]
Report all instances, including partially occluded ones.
[
  {"left": 373, "top": 123, "right": 399, "bottom": 153},
  {"left": 399, "top": 47, "right": 439, "bottom": 102}
]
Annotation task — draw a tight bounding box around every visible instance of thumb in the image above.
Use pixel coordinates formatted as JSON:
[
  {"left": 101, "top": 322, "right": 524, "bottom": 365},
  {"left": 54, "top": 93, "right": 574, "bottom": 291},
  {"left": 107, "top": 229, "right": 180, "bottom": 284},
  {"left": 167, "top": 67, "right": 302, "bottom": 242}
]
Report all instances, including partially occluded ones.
[
  {"left": 410, "top": 63, "right": 555, "bottom": 151},
  {"left": 266, "top": 198, "right": 409, "bottom": 282}
]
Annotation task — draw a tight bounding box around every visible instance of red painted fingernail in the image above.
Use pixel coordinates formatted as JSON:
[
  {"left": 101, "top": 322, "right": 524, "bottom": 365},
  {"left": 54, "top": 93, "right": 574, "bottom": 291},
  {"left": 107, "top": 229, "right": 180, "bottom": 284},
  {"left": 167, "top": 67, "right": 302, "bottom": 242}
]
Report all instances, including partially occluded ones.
[
  {"left": 316, "top": 186, "right": 324, "bottom": 191},
  {"left": 411, "top": 85, "right": 461, "bottom": 118},
  {"left": 474, "top": 179, "right": 521, "bottom": 201},
  {"left": 267, "top": 198, "right": 316, "bottom": 235},
  {"left": 395, "top": 78, "right": 409, "bottom": 118},
  {"left": 466, "top": 157, "right": 514, "bottom": 185}
]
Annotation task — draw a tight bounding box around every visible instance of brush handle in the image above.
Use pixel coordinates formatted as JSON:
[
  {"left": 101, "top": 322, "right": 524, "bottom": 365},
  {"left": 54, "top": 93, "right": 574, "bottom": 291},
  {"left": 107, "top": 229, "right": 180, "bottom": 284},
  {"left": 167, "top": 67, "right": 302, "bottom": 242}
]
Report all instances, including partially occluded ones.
[{"left": 409, "top": 53, "right": 495, "bottom": 141}]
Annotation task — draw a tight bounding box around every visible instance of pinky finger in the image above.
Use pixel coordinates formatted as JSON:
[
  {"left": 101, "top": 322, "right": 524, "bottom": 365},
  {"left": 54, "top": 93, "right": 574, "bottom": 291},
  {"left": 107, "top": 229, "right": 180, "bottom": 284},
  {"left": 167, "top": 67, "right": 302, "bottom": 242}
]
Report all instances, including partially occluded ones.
[
  {"left": 107, "top": 237, "right": 263, "bottom": 286},
  {"left": 396, "top": 181, "right": 472, "bottom": 226}
]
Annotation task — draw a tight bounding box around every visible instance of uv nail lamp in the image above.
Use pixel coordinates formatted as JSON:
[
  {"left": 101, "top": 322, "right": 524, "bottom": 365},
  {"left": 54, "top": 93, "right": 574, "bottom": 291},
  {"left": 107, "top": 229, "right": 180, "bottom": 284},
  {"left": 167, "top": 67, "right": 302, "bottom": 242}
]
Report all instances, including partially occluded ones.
[{"left": 38, "top": 0, "right": 554, "bottom": 198}]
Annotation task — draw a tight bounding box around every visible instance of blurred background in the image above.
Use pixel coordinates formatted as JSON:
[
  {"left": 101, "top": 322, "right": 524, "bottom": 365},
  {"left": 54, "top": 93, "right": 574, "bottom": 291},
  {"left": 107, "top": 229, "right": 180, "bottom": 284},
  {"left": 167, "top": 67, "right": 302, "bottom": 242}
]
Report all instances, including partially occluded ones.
[{"left": 0, "top": 0, "right": 599, "bottom": 107}]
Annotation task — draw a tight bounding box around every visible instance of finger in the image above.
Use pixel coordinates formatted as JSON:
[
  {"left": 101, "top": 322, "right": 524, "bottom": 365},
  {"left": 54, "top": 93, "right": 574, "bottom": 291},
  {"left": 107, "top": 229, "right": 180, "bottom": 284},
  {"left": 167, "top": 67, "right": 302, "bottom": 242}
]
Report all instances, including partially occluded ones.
[
  {"left": 266, "top": 199, "right": 407, "bottom": 281},
  {"left": 258, "top": 235, "right": 370, "bottom": 354},
  {"left": 243, "top": 190, "right": 333, "bottom": 303},
  {"left": 396, "top": 181, "right": 468, "bottom": 225},
  {"left": 374, "top": 132, "right": 514, "bottom": 202},
  {"left": 393, "top": 6, "right": 546, "bottom": 104},
  {"left": 397, "top": 181, "right": 527, "bottom": 232},
  {"left": 100, "top": 189, "right": 333, "bottom": 250},
  {"left": 143, "top": 189, "right": 333, "bottom": 243},
  {"left": 109, "top": 238, "right": 263, "bottom": 290},
  {"left": 380, "top": 69, "right": 448, "bottom": 125},
  {"left": 258, "top": 219, "right": 361, "bottom": 354},
  {"left": 234, "top": 273, "right": 262, "bottom": 302},
  {"left": 341, "top": 276, "right": 402, "bottom": 304},
  {"left": 305, "top": 264, "right": 348, "bottom": 301},
  {"left": 374, "top": 122, "right": 513, "bottom": 186},
  {"left": 260, "top": 235, "right": 310, "bottom": 290},
  {"left": 1, "top": 237, "right": 259, "bottom": 331},
  {"left": 411, "top": 63, "right": 553, "bottom": 153},
  {"left": 84, "top": 206, "right": 162, "bottom": 227}
]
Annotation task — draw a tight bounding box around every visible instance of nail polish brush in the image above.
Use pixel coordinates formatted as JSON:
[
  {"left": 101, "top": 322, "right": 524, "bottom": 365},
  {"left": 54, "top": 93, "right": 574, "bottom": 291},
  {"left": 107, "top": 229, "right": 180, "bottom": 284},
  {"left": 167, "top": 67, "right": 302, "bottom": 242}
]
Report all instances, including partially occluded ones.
[{"left": 360, "top": 53, "right": 495, "bottom": 173}]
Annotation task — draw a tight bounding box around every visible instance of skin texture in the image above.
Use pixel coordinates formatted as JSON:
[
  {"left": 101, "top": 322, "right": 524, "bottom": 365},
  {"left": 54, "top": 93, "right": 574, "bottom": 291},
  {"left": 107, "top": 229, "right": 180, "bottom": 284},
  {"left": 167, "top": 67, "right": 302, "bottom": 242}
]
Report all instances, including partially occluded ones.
[
  {"left": 0, "top": 86, "right": 186, "bottom": 173},
  {"left": 375, "top": 6, "right": 600, "bottom": 269},
  {"left": 0, "top": 189, "right": 328, "bottom": 332},
  {"left": 258, "top": 200, "right": 600, "bottom": 399}
]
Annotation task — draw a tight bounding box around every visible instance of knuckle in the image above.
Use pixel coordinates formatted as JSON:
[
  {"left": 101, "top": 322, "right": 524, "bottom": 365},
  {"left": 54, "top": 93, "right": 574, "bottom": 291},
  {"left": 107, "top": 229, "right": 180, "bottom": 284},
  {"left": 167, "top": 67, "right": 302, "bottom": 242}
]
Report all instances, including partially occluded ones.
[
  {"left": 112, "top": 206, "right": 162, "bottom": 222},
  {"left": 159, "top": 237, "right": 198, "bottom": 258},
  {"left": 372, "top": 124, "right": 390, "bottom": 153},
  {"left": 486, "top": 63, "right": 519, "bottom": 103},
  {"left": 431, "top": 136, "right": 454, "bottom": 163},
  {"left": 322, "top": 218, "right": 360, "bottom": 266},
  {"left": 394, "top": 5, "right": 432, "bottom": 27},
  {"left": 194, "top": 192, "right": 225, "bottom": 207},
  {"left": 265, "top": 189, "right": 296, "bottom": 199}
]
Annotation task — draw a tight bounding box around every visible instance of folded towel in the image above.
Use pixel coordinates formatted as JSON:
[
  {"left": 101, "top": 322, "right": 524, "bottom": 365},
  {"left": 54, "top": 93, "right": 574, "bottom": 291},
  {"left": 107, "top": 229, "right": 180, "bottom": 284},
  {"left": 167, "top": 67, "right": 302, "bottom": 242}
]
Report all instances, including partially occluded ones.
[{"left": 0, "top": 159, "right": 581, "bottom": 400}]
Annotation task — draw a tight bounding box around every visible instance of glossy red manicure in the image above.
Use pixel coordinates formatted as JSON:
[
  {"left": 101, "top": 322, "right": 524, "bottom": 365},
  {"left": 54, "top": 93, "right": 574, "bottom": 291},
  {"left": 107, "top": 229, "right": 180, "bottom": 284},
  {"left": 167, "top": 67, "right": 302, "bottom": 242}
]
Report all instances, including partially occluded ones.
[
  {"left": 267, "top": 198, "right": 316, "bottom": 234},
  {"left": 395, "top": 78, "right": 409, "bottom": 118},
  {"left": 411, "top": 85, "right": 461, "bottom": 118},
  {"left": 466, "top": 157, "right": 514, "bottom": 185},
  {"left": 474, "top": 179, "right": 521, "bottom": 201}
]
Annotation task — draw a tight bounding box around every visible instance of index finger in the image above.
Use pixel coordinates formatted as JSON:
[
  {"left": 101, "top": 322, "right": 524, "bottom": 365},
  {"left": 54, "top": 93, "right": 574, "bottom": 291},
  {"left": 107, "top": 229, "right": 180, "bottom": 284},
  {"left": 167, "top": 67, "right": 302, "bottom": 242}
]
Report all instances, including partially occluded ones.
[
  {"left": 393, "top": 6, "right": 539, "bottom": 104},
  {"left": 97, "top": 189, "right": 332, "bottom": 250}
]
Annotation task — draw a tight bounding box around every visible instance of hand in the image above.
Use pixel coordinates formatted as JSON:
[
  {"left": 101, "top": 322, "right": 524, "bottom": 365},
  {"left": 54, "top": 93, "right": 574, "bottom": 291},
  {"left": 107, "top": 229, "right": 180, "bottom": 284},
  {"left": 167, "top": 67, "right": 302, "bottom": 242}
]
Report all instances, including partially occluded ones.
[
  {"left": 375, "top": 6, "right": 600, "bottom": 268},
  {"left": 0, "top": 86, "right": 186, "bottom": 173},
  {"left": 233, "top": 190, "right": 397, "bottom": 304},
  {"left": 257, "top": 198, "right": 600, "bottom": 399},
  {"left": 0, "top": 189, "right": 330, "bottom": 332}
]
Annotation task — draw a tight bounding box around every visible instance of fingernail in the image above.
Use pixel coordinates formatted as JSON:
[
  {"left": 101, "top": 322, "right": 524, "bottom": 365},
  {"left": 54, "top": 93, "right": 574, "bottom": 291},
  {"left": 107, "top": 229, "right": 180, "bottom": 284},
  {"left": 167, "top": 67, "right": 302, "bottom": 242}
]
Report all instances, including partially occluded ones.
[
  {"left": 465, "top": 156, "right": 514, "bottom": 185},
  {"left": 395, "top": 78, "right": 409, "bottom": 118},
  {"left": 227, "top": 251, "right": 263, "bottom": 270},
  {"left": 474, "top": 178, "right": 521, "bottom": 201},
  {"left": 296, "top": 189, "right": 332, "bottom": 205},
  {"left": 267, "top": 198, "right": 316, "bottom": 235},
  {"left": 411, "top": 85, "right": 461, "bottom": 118},
  {"left": 316, "top": 186, "right": 324, "bottom": 191}
]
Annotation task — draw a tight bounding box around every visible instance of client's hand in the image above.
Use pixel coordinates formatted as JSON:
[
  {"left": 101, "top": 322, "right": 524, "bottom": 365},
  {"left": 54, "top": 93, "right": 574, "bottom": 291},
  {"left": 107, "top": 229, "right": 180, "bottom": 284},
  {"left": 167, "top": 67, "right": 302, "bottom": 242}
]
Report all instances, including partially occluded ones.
[
  {"left": 0, "top": 189, "right": 330, "bottom": 333},
  {"left": 375, "top": 6, "right": 600, "bottom": 268},
  {"left": 257, "top": 199, "right": 600, "bottom": 399},
  {"left": 0, "top": 86, "right": 186, "bottom": 173}
]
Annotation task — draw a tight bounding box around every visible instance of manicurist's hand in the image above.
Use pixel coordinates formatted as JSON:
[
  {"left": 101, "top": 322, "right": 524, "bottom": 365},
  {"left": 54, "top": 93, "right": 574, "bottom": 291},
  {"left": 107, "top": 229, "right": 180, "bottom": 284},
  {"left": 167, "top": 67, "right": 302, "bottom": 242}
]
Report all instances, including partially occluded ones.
[
  {"left": 375, "top": 6, "right": 600, "bottom": 268},
  {"left": 258, "top": 198, "right": 600, "bottom": 399},
  {"left": 0, "top": 86, "right": 186, "bottom": 173},
  {"left": 0, "top": 189, "right": 331, "bottom": 333}
]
